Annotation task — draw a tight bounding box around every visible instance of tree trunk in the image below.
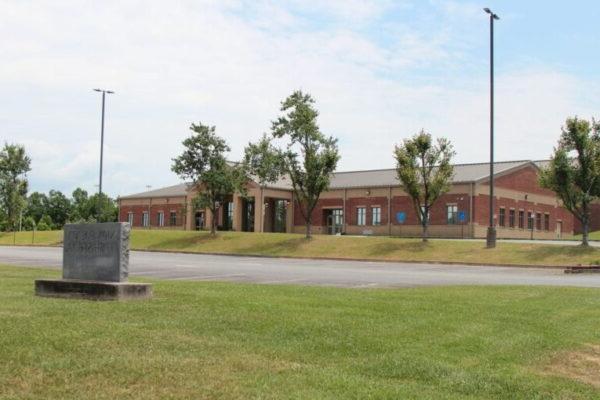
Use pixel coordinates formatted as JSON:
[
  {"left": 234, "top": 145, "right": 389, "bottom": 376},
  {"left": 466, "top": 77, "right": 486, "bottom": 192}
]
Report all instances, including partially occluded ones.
[
  {"left": 582, "top": 218, "right": 589, "bottom": 247},
  {"left": 305, "top": 221, "right": 312, "bottom": 239},
  {"left": 210, "top": 207, "right": 217, "bottom": 235},
  {"left": 421, "top": 221, "right": 429, "bottom": 242},
  {"left": 581, "top": 202, "right": 590, "bottom": 246}
]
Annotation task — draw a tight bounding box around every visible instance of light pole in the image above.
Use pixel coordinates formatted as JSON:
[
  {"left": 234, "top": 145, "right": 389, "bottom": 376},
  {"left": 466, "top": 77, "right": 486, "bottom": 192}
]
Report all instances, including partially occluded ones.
[
  {"left": 93, "top": 88, "right": 114, "bottom": 198},
  {"left": 484, "top": 8, "right": 499, "bottom": 248}
]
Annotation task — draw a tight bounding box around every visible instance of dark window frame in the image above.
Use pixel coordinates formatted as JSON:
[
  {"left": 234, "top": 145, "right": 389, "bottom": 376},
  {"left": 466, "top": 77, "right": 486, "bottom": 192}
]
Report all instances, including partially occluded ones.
[
  {"left": 518, "top": 210, "right": 525, "bottom": 229},
  {"left": 509, "top": 209, "right": 515, "bottom": 228},
  {"left": 499, "top": 207, "right": 506, "bottom": 227}
]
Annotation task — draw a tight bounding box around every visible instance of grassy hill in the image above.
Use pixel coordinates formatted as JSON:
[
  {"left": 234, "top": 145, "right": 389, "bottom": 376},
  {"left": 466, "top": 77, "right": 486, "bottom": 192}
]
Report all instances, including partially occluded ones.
[{"left": 1, "top": 229, "right": 599, "bottom": 267}]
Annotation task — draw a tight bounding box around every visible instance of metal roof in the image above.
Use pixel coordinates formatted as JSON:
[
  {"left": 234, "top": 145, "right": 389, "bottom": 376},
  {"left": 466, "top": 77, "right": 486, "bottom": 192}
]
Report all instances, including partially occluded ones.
[
  {"left": 119, "top": 160, "right": 547, "bottom": 198},
  {"left": 119, "top": 183, "right": 189, "bottom": 199},
  {"left": 327, "top": 160, "right": 537, "bottom": 189}
]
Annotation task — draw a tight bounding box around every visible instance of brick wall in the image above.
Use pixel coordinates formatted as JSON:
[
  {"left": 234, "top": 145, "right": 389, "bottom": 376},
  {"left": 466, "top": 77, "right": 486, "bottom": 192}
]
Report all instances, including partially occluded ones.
[
  {"left": 119, "top": 202, "right": 186, "bottom": 228},
  {"left": 573, "top": 203, "right": 600, "bottom": 234},
  {"left": 345, "top": 196, "right": 389, "bottom": 225},
  {"left": 389, "top": 193, "right": 470, "bottom": 225},
  {"left": 474, "top": 194, "right": 574, "bottom": 234},
  {"left": 293, "top": 198, "right": 343, "bottom": 226},
  {"left": 494, "top": 165, "right": 556, "bottom": 196},
  {"left": 294, "top": 193, "right": 471, "bottom": 228}
]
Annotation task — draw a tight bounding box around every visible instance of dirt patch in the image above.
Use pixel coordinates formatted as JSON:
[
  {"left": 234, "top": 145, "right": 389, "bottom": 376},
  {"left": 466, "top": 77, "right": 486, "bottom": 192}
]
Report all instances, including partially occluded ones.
[{"left": 541, "top": 344, "right": 600, "bottom": 388}]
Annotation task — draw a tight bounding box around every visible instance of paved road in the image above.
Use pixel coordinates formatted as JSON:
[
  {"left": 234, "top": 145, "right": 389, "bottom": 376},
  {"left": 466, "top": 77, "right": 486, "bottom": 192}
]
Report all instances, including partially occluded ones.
[{"left": 2, "top": 246, "right": 600, "bottom": 289}]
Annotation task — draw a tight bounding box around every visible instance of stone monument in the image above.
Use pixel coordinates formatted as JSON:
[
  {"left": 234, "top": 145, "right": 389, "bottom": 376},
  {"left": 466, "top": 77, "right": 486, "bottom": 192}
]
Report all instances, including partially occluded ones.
[{"left": 35, "top": 222, "right": 152, "bottom": 300}]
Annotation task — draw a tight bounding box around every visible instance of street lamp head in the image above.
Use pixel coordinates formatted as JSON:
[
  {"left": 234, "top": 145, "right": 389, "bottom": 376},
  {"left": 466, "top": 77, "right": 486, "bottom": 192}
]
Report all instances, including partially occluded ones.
[
  {"left": 483, "top": 7, "right": 500, "bottom": 20},
  {"left": 93, "top": 88, "right": 115, "bottom": 94}
]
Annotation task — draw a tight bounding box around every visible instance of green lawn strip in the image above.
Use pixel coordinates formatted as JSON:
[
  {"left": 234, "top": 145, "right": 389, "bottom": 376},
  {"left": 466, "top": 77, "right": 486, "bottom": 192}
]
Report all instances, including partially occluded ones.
[
  {"left": 2, "top": 229, "right": 600, "bottom": 267},
  {"left": 574, "top": 231, "right": 600, "bottom": 241},
  {"left": 1, "top": 265, "right": 600, "bottom": 399}
]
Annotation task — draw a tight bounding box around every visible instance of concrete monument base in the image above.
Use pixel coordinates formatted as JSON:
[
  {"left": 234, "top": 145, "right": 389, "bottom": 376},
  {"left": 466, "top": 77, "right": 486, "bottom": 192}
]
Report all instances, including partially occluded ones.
[{"left": 35, "top": 279, "right": 152, "bottom": 301}]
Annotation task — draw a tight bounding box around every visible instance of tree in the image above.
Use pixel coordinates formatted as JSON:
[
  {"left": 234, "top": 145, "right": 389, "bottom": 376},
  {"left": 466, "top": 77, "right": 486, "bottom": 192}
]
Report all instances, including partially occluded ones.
[
  {"left": 45, "top": 190, "right": 72, "bottom": 228},
  {"left": 540, "top": 117, "right": 600, "bottom": 246},
  {"left": 172, "top": 123, "right": 247, "bottom": 235},
  {"left": 37, "top": 214, "right": 53, "bottom": 231},
  {"left": 243, "top": 133, "right": 285, "bottom": 232},
  {"left": 87, "top": 193, "right": 118, "bottom": 223},
  {"left": 25, "top": 191, "right": 48, "bottom": 223},
  {"left": 70, "top": 187, "right": 90, "bottom": 221},
  {"left": 22, "top": 216, "right": 36, "bottom": 231},
  {"left": 0, "top": 144, "right": 31, "bottom": 232},
  {"left": 271, "top": 91, "right": 340, "bottom": 239},
  {"left": 394, "top": 130, "right": 455, "bottom": 242}
]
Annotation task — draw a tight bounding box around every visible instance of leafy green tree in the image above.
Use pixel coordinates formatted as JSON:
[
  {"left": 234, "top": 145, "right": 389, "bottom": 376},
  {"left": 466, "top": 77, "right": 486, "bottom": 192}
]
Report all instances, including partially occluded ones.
[
  {"left": 25, "top": 192, "right": 48, "bottom": 223},
  {"left": 22, "top": 216, "right": 36, "bottom": 231},
  {"left": 540, "top": 117, "right": 600, "bottom": 246},
  {"left": 87, "top": 193, "right": 118, "bottom": 223},
  {"left": 69, "top": 187, "right": 90, "bottom": 221},
  {"left": 172, "top": 123, "right": 247, "bottom": 235},
  {"left": 45, "top": 190, "right": 72, "bottom": 228},
  {"left": 37, "top": 214, "right": 53, "bottom": 231},
  {"left": 243, "top": 133, "right": 285, "bottom": 232},
  {"left": 394, "top": 130, "right": 455, "bottom": 242},
  {"left": 271, "top": 91, "right": 340, "bottom": 239},
  {"left": 0, "top": 144, "right": 31, "bottom": 232}
]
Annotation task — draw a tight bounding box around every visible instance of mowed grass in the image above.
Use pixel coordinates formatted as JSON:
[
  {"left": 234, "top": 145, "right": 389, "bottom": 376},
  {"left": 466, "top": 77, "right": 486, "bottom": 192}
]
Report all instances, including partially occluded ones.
[
  {"left": 2, "top": 229, "right": 600, "bottom": 267},
  {"left": 1, "top": 265, "right": 600, "bottom": 399},
  {"left": 575, "top": 231, "right": 600, "bottom": 241}
]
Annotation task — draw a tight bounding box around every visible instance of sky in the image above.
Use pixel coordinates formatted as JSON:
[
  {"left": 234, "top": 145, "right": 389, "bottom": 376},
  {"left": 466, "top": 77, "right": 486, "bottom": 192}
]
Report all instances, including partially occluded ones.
[{"left": 2, "top": 0, "right": 600, "bottom": 198}]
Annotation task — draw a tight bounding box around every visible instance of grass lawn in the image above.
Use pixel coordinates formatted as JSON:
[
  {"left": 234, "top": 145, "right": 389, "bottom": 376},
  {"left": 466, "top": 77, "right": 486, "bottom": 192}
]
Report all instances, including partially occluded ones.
[
  {"left": 2, "top": 229, "right": 600, "bottom": 267},
  {"left": 575, "top": 231, "right": 600, "bottom": 241},
  {"left": 1, "top": 265, "right": 600, "bottom": 399}
]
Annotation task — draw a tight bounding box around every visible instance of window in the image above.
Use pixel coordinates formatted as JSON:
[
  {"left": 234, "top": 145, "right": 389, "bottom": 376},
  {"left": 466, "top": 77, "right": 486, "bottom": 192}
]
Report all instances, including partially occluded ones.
[
  {"left": 127, "top": 212, "right": 133, "bottom": 226},
  {"left": 357, "top": 207, "right": 366, "bottom": 226},
  {"left": 142, "top": 211, "right": 149, "bottom": 227},
  {"left": 536, "top": 213, "right": 542, "bottom": 231},
  {"left": 509, "top": 209, "right": 515, "bottom": 228},
  {"left": 447, "top": 204, "right": 458, "bottom": 225},
  {"left": 499, "top": 207, "right": 505, "bottom": 227},
  {"left": 157, "top": 211, "right": 164, "bottom": 227},
  {"left": 372, "top": 207, "right": 381, "bottom": 225},
  {"left": 518, "top": 210, "right": 525, "bottom": 229},
  {"left": 169, "top": 211, "right": 177, "bottom": 226},
  {"left": 226, "top": 202, "right": 234, "bottom": 229},
  {"left": 527, "top": 212, "right": 533, "bottom": 230},
  {"left": 544, "top": 213, "right": 550, "bottom": 231}
]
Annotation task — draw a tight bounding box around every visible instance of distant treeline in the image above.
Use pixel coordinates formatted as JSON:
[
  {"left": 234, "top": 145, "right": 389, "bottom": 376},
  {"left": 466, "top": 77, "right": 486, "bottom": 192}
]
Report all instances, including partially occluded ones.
[{"left": 15, "top": 189, "right": 118, "bottom": 231}]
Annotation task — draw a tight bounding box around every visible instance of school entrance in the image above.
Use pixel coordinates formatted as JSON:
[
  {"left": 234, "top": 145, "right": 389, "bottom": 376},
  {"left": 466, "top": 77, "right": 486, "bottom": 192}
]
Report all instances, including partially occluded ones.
[{"left": 325, "top": 209, "right": 343, "bottom": 235}]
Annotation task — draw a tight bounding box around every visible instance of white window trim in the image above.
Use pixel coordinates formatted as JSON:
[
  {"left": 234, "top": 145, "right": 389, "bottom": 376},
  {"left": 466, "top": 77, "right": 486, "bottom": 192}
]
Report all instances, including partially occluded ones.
[
  {"left": 371, "top": 206, "right": 381, "bottom": 226},
  {"left": 356, "top": 207, "right": 366, "bottom": 226}
]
